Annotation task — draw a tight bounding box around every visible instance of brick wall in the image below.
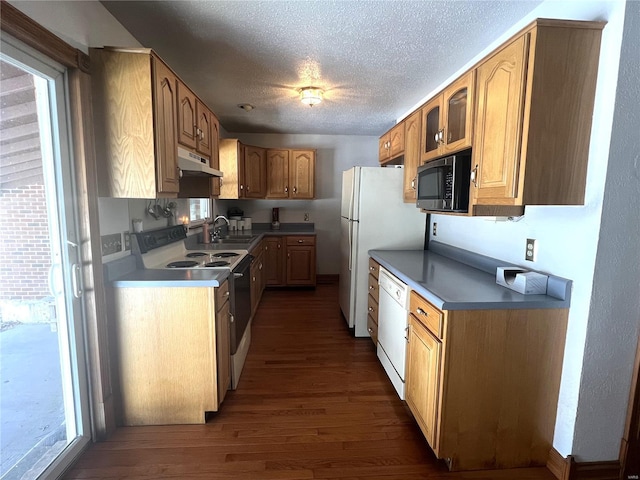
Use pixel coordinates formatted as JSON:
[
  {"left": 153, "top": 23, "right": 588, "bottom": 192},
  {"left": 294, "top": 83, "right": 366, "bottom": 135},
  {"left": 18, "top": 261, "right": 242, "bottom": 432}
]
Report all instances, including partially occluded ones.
[{"left": 0, "top": 184, "right": 51, "bottom": 300}]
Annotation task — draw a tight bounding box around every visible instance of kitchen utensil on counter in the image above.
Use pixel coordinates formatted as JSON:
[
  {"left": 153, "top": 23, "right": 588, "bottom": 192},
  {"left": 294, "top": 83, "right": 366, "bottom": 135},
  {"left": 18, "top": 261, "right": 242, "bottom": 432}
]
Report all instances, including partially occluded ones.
[
  {"left": 133, "top": 219, "right": 143, "bottom": 232},
  {"left": 229, "top": 219, "right": 238, "bottom": 230},
  {"left": 271, "top": 208, "right": 280, "bottom": 230},
  {"left": 242, "top": 217, "right": 252, "bottom": 230},
  {"left": 237, "top": 220, "right": 245, "bottom": 231}
]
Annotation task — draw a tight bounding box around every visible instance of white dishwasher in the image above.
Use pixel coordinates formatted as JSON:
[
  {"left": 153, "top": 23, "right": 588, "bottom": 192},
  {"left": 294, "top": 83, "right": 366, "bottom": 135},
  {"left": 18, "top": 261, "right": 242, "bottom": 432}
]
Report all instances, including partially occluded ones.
[{"left": 377, "top": 267, "right": 410, "bottom": 399}]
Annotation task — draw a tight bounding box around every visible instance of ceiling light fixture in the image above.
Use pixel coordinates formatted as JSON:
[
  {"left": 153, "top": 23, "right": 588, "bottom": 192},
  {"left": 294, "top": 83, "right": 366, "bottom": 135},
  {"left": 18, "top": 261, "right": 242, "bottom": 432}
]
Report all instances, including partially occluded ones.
[
  {"left": 299, "top": 87, "right": 323, "bottom": 106},
  {"left": 238, "top": 103, "right": 255, "bottom": 111}
]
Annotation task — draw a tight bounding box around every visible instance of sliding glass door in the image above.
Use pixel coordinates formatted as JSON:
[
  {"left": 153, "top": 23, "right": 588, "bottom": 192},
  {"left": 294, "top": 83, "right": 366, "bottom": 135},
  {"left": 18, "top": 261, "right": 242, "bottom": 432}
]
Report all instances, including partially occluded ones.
[{"left": 0, "top": 33, "right": 90, "bottom": 479}]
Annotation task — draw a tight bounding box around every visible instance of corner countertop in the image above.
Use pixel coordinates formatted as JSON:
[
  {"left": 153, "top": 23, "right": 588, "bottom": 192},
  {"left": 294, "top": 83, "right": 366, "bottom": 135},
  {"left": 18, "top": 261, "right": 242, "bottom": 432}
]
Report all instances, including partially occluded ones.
[{"left": 369, "top": 242, "right": 571, "bottom": 311}]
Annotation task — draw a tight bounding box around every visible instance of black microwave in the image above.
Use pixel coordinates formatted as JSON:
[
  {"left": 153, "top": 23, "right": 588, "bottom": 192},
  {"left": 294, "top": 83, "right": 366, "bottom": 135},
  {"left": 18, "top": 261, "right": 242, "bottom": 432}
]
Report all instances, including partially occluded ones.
[{"left": 416, "top": 150, "right": 472, "bottom": 212}]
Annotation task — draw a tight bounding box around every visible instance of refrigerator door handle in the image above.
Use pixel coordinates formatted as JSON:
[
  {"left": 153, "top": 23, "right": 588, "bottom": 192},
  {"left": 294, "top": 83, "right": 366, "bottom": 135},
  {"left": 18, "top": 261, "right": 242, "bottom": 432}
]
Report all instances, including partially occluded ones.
[{"left": 348, "top": 220, "right": 353, "bottom": 271}]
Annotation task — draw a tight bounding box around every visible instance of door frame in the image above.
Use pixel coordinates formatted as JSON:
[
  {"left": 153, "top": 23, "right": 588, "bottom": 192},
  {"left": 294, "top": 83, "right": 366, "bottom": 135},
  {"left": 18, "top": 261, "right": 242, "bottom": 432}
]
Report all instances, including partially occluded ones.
[
  {"left": 1, "top": 0, "right": 115, "bottom": 443},
  {"left": 621, "top": 334, "right": 640, "bottom": 479}
]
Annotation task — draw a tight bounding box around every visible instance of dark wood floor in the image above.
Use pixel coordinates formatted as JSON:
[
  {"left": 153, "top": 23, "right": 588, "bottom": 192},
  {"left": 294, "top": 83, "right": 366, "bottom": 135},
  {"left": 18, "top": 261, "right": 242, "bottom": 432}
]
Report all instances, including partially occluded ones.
[{"left": 65, "top": 283, "right": 556, "bottom": 479}]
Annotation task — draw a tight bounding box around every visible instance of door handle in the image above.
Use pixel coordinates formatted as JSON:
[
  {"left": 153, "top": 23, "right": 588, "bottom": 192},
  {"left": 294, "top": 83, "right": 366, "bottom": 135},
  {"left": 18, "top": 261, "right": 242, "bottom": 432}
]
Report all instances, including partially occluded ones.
[{"left": 71, "top": 263, "right": 83, "bottom": 299}]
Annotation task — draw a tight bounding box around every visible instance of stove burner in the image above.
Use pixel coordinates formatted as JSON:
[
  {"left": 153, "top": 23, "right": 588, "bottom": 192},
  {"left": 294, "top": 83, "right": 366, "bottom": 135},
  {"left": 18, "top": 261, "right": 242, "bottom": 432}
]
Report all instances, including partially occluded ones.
[
  {"left": 204, "top": 261, "right": 230, "bottom": 267},
  {"left": 213, "top": 252, "right": 240, "bottom": 258},
  {"left": 186, "top": 252, "right": 207, "bottom": 258},
  {"left": 167, "top": 261, "right": 199, "bottom": 268}
]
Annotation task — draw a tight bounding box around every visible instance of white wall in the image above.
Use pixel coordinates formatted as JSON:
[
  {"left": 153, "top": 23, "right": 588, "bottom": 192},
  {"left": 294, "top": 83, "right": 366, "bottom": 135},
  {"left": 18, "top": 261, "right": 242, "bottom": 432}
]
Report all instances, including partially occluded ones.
[
  {"left": 216, "top": 134, "right": 379, "bottom": 274},
  {"left": 404, "top": 0, "right": 633, "bottom": 461}
]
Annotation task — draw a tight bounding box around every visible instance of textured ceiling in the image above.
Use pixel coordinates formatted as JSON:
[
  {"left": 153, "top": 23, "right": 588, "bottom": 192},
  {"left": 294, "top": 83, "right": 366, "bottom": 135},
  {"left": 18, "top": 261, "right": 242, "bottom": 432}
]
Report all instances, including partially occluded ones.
[{"left": 101, "top": 0, "right": 541, "bottom": 136}]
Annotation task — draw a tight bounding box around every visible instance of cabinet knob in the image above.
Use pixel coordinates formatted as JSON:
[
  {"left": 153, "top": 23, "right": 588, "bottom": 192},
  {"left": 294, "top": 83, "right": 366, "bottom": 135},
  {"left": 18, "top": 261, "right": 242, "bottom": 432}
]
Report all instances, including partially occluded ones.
[
  {"left": 368, "top": 327, "right": 374, "bottom": 334},
  {"left": 297, "top": 239, "right": 303, "bottom": 243},
  {"left": 416, "top": 307, "right": 428, "bottom": 316},
  {"left": 285, "top": 186, "right": 288, "bottom": 193},
  {"left": 229, "top": 313, "right": 234, "bottom": 323},
  {"left": 369, "top": 285, "right": 374, "bottom": 290},
  {"left": 293, "top": 186, "right": 297, "bottom": 194},
  {"left": 225, "top": 291, "right": 230, "bottom": 297},
  {"left": 368, "top": 307, "right": 374, "bottom": 312},
  {"left": 370, "top": 266, "right": 375, "bottom": 271},
  {"left": 411, "top": 176, "right": 416, "bottom": 190}
]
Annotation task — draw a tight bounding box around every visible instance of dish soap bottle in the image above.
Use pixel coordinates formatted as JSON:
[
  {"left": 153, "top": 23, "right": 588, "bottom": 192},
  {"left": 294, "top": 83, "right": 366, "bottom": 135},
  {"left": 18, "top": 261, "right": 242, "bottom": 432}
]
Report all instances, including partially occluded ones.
[{"left": 202, "top": 220, "right": 210, "bottom": 244}]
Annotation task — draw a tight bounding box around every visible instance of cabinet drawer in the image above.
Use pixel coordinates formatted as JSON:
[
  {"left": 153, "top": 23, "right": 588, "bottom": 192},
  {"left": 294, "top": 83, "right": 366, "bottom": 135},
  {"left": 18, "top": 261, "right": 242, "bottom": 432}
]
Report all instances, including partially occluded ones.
[
  {"left": 368, "top": 258, "right": 380, "bottom": 280},
  {"left": 367, "top": 294, "right": 378, "bottom": 322},
  {"left": 286, "top": 235, "right": 316, "bottom": 246},
  {"left": 216, "top": 280, "right": 230, "bottom": 310},
  {"left": 409, "top": 291, "right": 443, "bottom": 338},
  {"left": 367, "top": 314, "right": 378, "bottom": 344},
  {"left": 368, "top": 274, "right": 379, "bottom": 302}
]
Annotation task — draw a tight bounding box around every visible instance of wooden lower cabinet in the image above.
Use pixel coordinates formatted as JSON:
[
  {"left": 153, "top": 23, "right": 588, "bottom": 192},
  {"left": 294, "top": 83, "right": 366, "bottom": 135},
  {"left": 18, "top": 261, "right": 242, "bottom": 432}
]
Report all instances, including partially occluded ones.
[
  {"left": 249, "top": 240, "right": 265, "bottom": 316},
  {"left": 404, "top": 290, "right": 568, "bottom": 471},
  {"left": 286, "top": 236, "right": 316, "bottom": 286},
  {"left": 264, "top": 235, "right": 316, "bottom": 287},
  {"left": 264, "top": 236, "right": 285, "bottom": 285},
  {"left": 215, "top": 281, "right": 231, "bottom": 405},
  {"left": 112, "top": 285, "right": 228, "bottom": 425},
  {"left": 367, "top": 257, "right": 381, "bottom": 344}
]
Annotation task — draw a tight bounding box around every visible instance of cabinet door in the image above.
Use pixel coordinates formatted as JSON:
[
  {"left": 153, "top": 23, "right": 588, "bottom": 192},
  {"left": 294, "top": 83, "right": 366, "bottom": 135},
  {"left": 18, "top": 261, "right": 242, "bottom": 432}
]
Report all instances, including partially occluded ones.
[
  {"left": 379, "top": 133, "right": 390, "bottom": 162},
  {"left": 265, "top": 237, "right": 284, "bottom": 285},
  {"left": 443, "top": 70, "right": 474, "bottom": 154},
  {"left": 266, "top": 149, "right": 290, "bottom": 199},
  {"left": 286, "top": 245, "right": 316, "bottom": 286},
  {"left": 405, "top": 316, "right": 441, "bottom": 449},
  {"left": 177, "top": 81, "right": 197, "bottom": 150},
  {"left": 389, "top": 122, "right": 405, "bottom": 159},
  {"left": 152, "top": 57, "right": 180, "bottom": 194},
  {"left": 421, "top": 96, "right": 443, "bottom": 163},
  {"left": 290, "top": 150, "right": 315, "bottom": 199},
  {"left": 244, "top": 146, "right": 266, "bottom": 198},
  {"left": 195, "top": 99, "right": 212, "bottom": 157},
  {"left": 250, "top": 260, "right": 260, "bottom": 315},
  {"left": 210, "top": 115, "right": 221, "bottom": 197},
  {"left": 472, "top": 34, "right": 528, "bottom": 205},
  {"left": 403, "top": 110, "right": 421, "bottom": 203},
  {"left": 215, "top": 299, "right": 230, "bottom": 405}
]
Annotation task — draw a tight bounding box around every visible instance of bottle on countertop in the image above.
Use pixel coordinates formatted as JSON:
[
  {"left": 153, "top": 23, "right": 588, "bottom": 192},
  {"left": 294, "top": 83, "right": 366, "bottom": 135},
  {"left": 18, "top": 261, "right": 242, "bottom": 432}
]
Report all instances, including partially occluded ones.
[{"left": 202, "top": 220, "right": 210, "bottom": 244}]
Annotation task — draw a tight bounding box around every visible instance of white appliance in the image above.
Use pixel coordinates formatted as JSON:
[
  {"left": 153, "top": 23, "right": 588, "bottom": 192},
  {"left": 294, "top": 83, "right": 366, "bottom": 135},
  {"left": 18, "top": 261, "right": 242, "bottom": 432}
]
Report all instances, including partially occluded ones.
[
  {"left": 339, "top": 166, "right": 426, "bottom": 337},
  {"left": 377, "top": 267, "right": 410, "bottom": 399}
]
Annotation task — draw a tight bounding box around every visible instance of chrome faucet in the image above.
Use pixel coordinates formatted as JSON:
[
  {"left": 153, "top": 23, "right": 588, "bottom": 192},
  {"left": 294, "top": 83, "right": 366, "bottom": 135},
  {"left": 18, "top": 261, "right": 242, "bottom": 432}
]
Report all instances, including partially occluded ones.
[{"left": 211, "top": 215, "right": 230, "bottom": 240}]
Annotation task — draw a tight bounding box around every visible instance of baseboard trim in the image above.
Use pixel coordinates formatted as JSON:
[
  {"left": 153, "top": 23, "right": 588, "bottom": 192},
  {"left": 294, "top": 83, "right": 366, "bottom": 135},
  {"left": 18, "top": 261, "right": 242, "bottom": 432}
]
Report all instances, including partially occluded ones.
[
  {"left": 317, "top": 274, "right": 338, "bottom": 285},
  {"left": 547, "top": 448, "right": 621, "bottom": 480}
]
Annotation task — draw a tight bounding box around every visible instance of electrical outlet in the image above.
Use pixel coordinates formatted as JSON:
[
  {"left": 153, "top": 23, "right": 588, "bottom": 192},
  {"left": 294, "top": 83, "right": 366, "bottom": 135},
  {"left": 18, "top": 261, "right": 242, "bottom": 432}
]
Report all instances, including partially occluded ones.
[
  {"left": 101, "top": 233, "right": 122, "bottom": 256},
  {"left": 432, "top": 222, "right": 437, "bottom": 236},
  {"left": 124, "top": 231, "right": 131, "bottom": 251},
  {"left": 525, "top": 238, "right": 537, "bottom": 262},
  {"left": 304, "top": 212, "right": 309, "bottom": 221}
]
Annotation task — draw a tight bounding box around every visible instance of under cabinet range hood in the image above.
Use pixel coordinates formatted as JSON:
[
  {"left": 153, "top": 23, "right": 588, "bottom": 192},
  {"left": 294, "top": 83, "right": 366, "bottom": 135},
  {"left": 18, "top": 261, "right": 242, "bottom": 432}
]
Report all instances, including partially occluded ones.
[{"left": 177, "top": 146, "right": 223, "bottom": 177}]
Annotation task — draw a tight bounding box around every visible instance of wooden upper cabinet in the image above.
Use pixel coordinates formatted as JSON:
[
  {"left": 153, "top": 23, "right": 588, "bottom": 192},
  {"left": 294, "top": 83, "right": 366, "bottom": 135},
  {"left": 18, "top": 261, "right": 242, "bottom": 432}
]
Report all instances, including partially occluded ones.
[
  {"left": 291, "top": 150, "right": 315, "bottom": 199},
  {"left": 403, "top": 110, "right": 421, "bottom": 203},
  {"left": 90, "top": 48, "right": 180, "bottom": 198},
  {"left": 266, "top": 149, "right": 290, "bottom": 199},
  {"left": 196, "top": 99, "right": 213, "bottom": 158},
  {"left": 472, "top": 34, "right": 528, "bottom": 207},
  {"left": 153, "top": 58, "right": 180, "bottom": 195},
  {"left": 218, "top": 139, "right": 245, "bottom": 199},
  {"left": 379, "top": 122, "right": 405, "bottom": 163},
  {"left": 421, "top": 71, "right": 474, "bottom": 164},
  {"left": 177, "top": 81, "right": 213, "bottom": 158},
  {"left": 244, "top": 146, "right": 267, "bottom": 198},
  {"left": 177, "top": 82, "right": 197, "bottom": 150},
  {"left": 471, "top": 20, "right": 604, "bottom": 216}
]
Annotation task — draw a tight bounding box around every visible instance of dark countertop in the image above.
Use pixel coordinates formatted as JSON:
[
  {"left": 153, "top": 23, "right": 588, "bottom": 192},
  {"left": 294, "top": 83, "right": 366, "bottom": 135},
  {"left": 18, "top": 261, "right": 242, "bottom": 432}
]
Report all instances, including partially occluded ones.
[
  {"left": 369, "top": 242, "right": 571, "bottom": 311},
  {"left": 111, "top": 268, "right": 229, "bottom": 288}
]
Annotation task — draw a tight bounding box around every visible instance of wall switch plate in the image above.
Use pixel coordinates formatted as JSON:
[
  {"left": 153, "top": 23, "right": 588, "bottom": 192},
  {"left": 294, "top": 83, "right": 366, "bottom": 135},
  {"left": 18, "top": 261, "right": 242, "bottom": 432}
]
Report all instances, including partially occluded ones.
[
  {"left": 525, "top": 238, "right": 537, "bottom": 262},
  {"left": 123, "top": 231, "right": 131, "bottom": 251},
  {"left": 304, "top": 213, "right": 309, "bottom": 221},
  {"left": 101, "top": 233, "right": 122, "bottom": 256},
  {"left": 432, "top": 222, "right": 438, "bottom": 236}
]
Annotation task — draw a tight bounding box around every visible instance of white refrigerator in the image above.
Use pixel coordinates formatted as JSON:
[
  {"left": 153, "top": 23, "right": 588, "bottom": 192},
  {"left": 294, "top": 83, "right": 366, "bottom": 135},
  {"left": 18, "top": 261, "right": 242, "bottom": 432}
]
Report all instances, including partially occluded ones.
[{"left": 339, "top": 167, "right": 426, "bottom": 337}]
